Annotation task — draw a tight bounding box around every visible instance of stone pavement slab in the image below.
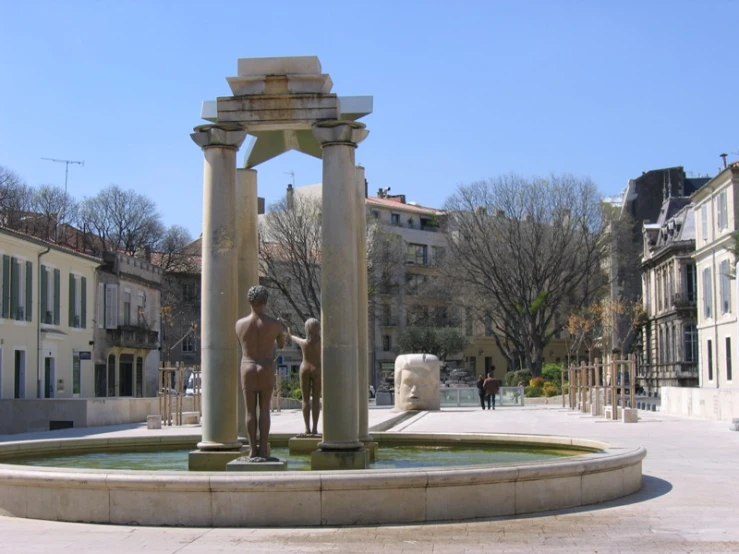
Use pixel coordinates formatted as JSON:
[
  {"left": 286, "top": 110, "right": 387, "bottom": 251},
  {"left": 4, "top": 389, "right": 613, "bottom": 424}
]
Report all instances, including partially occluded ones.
[{"left": 0, "top": 406, "right": 738, "bottom": 553}]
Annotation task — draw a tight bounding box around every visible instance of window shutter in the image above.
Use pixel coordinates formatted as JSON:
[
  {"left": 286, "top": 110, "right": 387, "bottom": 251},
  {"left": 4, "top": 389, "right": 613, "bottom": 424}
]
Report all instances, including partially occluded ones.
[
  {"left": 97, "top": 283, "right": 104, "bottom": 328},
  {"left": 81, "top": 276, "right": 87, "bottom": 328},
  {"left": 10, "top": 258, "right": 18, "bottom": 319},
  {"left": 1, "top": 255, "right": 9, "bottom": 318},
  {"left": 69, "top": 274, "right": 76, "bottom": 327},
  {"left": 53, "top": 269, "right": 60, "bottom": 325},
  {"left": 718, "top": 195, "right": 724, "bottom": 230},
  {"left": 40, "top": 266, "right": 48, "bottom": 323},
  {"left": 25, "top": 261, "right": 32, "bottom": 321},
  {"left": 106, "top": 284, "right": 118, "bottom": 329}
]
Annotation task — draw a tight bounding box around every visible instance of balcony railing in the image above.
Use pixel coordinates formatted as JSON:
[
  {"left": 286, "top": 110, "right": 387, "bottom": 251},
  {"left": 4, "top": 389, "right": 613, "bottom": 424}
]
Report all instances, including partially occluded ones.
[
  {"left": 672, "top": 293, "right": 696, "bottom": 309},
  {"left": 107, "top": 325, "right": 159, "bottom": 350},
  {"left": 637, "top": 361, "right": 697, "bottom": 379}
]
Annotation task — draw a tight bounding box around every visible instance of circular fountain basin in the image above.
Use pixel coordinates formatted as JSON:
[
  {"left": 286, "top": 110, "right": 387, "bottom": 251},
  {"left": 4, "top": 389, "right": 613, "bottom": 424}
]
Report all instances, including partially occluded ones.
[{"left": 0, "top": 432, "right": 645, "bottom": 527}]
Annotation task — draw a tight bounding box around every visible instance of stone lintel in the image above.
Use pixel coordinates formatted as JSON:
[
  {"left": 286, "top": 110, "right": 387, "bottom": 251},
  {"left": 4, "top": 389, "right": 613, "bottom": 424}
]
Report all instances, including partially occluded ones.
[
  {"left": 216, "top": 94, "right": 339, "bottom": 129},
  {"left": 237, "top": 56, "right": 322, "bottom": 77},
  {"left": 288, "top": 436, "right": 322, "bottom": 454},
  {"left": 227, "top": 74, "right": 333, "bottom": 96},
  {"left": 226, "top": 457, "right": 287, "bottom": 472},
  {"left": 311, "top": 449, "right": 369, "bottom": 471}
]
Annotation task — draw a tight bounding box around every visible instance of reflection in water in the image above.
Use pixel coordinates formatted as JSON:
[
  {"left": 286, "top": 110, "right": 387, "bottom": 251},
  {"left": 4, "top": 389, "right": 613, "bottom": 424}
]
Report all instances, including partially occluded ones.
[{"left": 10, "top": 444, "right": 589, "bottom": 472}]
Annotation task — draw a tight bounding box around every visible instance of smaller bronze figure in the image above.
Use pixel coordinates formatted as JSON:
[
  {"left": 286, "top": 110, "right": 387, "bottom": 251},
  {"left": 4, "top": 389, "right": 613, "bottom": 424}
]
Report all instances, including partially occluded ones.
[
  {"left": 289, "top": 318, "right": 321, "bottom": 436},
  {"left": 235, "top": 285, "right": 286, "bottom": 461}
]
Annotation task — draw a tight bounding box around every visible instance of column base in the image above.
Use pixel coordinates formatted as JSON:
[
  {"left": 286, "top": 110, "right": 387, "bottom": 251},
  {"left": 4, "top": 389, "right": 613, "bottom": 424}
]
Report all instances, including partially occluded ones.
[
  {"left": 361, "top": 440, "right": 379, "bottom": 463},
  {"left": 196, "top": 439, "right": 243, "bottom": 451},
  {"left": 189, "top": 443, "right": 271, "bottom": 471},
  {"left": 289, "top": 436, "right": 322, "bottom": 454},
  {"left": 311, "top": 448, "right": 368, "bottom": 471},
  {"left": 226, "top": 457, "right": 287, "bottom": 472}
]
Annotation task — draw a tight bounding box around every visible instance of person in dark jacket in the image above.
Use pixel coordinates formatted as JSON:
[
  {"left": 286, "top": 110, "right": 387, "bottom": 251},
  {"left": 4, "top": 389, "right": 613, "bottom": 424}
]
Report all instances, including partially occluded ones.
[
  {"left": 476, "top": 375, "right": 486, "bottom": 410},
  {"left": 483, "top": 372, "right": 500, "bottom": 410}
]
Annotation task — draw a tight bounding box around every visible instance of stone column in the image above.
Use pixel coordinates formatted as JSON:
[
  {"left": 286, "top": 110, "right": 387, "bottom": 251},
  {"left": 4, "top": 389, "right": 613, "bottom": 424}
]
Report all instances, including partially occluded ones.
[
  {"left": 311, "top": 121, "right": 369, "bottom": 470},
  {"left": 236, "top": 167, "right": 260, "bottom": 439},
  {"left": 355, "top": 165, "right": 371, "bottom": 442},
  {"left": 190, "top": 124, "right": 246, "bottom": 451}
]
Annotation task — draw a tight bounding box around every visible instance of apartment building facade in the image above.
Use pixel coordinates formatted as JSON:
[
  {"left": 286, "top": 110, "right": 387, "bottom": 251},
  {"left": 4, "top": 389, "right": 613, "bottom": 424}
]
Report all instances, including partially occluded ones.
[
  {"left": 692, "top": 163, "right": 739, "bottom": 390},
  {"left": 640, "top": 199, "right": 699, "bottom": 394},
  {"left": 0, "top": 226, "right": 99, "bottom": 399}
]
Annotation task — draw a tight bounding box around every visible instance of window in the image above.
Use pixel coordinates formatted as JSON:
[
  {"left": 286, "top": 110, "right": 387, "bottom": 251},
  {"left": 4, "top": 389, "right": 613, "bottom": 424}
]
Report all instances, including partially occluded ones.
[
  {"left": 40, "top": 266, "right": 61, "bottom": 325},
  {"left": 123, "top": 290, "right": 131, "bottom": 325},
  {"left": 683, "top": 325, "right": 697, "bottom": 363},
  {"left": 720, "top": 260, "right": 731, "bottom": 314},
  {"left": 382, "top": 335, "right": 391, "bottom": 352},
  {"left": 665, "top": 326, "right": 671, "bottom": 364},
  {"left": 14, "top": 350, "right": 25, "bottom": 398},
  {"left": 390, "top": 213, "right": 400, "bottom": 226},
  {"left": 94, "top": 363, "right": 107, "bottom": 398},
  {"left": 68, "top": 274, "right": 87, "bottom": 328},
  {"left": 107, "top": 354, "right": 116, "bottom": 397},
  {"left": 672, "top": 326, "right": 677, "bottom": 363},
  {"left": 137, "top": 291, "right": 145, "bottom": 325},
  {"left": 726, "top": 337, "right": 733, "bottom": 382},
  {"left": 2, "top": 256, "right": 32, "bottom": 321},
  {"left": 685, "top": 264, "right": 696, "bottom": 303},
  {"left": 701, "top": 203, "right": 708, "bottom": 241},
  {"left": 703, "top": 267, "right": 712, "bottom": 319},
  {"left": 707, "top": 339, "right": 713, "bottom": 381},
  {"left": 98, "top": 284, "right": 119, "bottom": 329},
  {"left": 371, "top": 210, "right": 380, "bottom": 219},
  {"left": 432, "top": 246, "right": 446, "bottom": 266},
  {"left": 182, "top": 334, "right": 195, "bottom": 353},
  {"left": 405, "top": 243, "right": 428, "bottom": 265},
  {"left": 717, "top": 190, "right": 728, "bottom": 231},
  {"left": 484, "top": 313, "right": 493, "bottom": 336},
  {"left": 657, "top": 273, "right": 663, "bottom": 312},
  {"left": 405, "top": 273, "right": 427, "bottom": 294},
  {"left": 182, "top": 282, "right": 197, "bottom": 304}
]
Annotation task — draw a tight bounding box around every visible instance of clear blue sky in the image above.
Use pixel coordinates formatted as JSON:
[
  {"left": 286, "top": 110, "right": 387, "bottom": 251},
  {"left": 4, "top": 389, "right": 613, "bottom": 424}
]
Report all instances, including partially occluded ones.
[{"left": 2, "top": 0, "right": 737, "bottom": 239}]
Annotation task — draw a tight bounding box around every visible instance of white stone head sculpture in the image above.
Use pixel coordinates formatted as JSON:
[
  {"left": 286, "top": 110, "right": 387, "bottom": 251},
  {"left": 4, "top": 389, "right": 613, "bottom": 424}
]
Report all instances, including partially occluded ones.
[{"left": 394, "top": 353, "right": 441, "bottom": 411}]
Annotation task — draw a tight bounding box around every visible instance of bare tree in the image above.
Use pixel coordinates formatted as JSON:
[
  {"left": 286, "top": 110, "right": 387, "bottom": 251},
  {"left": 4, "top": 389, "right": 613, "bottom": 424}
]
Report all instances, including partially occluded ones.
[
  {"left": 259, "top": 193, "right": 404, "bottom": 329},
  {"left": 155, "top": 225, "right": 197, "bottom": 273},
  {"left": 28, "top": 185, "right": 78, "bottom": 242},
  {"left": 259, "top": 194, "right": 322, "bottom": 327},
  {"left": 78, "top": 185, "right": 164, "bottom": 255},
  {"left": 444, "top": 174, "right": 608, "bottom": 375},
  {"left": 0, "top": 166, "right": 33, "bottom": 229}
]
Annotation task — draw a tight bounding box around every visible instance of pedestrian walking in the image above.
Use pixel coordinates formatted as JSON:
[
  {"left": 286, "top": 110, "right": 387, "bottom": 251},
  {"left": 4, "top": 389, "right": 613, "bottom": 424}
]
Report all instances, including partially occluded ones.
[
  {"left": 476, "top": 375, "right": 486, "bottom": 410},
  {"left": 483, "top": 372, "right": 500, "bottom": 410}
]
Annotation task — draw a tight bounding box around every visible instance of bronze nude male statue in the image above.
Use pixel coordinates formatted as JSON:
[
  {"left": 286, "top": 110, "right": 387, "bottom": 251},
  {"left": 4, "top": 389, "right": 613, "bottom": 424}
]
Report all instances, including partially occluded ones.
[
  {"left": 289, "top": 318, "right": 321, "bottom": 436},
  {"left": 235, "top": 285, "right": 286, "bottom": 461}
]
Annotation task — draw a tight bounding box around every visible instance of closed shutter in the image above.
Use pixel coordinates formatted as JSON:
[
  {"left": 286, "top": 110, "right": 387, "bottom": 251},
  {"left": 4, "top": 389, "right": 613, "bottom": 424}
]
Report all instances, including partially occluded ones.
[
  {"left": 10, "top": 258, "right": 18, "bottom": 319},
  {"left": 718, "top": 194, "right": 725, "bottom": 230},
  {"left": 97, "top": 283, "right": 104, "bottom": 329},
  {"left": 53, "top": 269, "right": 60, "bottom": 325},
  {"left": 105, "top": 284, "right": 118, "bottom": 329},
  {"left": 40, "top": 265, "right": 48, "bottom": 323},
  {"left": 69, "top": 274, "right": 76, "bottom": 327},
  {"left": 1, "top": 255, "right": 9, "bottom": 318},
  {"left": 25, "top": 261, "right": 32, "bottom": 321},
  {"left": 81, "top": 276, "right": 87, "bottom": 328}
]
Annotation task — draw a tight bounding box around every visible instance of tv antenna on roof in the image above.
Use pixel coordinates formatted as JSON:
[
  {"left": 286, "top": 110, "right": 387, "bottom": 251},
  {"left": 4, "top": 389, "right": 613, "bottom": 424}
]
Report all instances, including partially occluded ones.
[
  {"left": 41, "top": 157, "right": 84, "bottom": 197},
  {"left": 284, "top": 171, "right": 295, "bottom": 187}
]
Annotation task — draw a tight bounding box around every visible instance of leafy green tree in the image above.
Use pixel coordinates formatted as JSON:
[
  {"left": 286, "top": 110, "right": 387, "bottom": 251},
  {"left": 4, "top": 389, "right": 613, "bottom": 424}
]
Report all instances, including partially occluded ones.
[{"left": 398, "top": 326, "right": 469, "bottom": 361}]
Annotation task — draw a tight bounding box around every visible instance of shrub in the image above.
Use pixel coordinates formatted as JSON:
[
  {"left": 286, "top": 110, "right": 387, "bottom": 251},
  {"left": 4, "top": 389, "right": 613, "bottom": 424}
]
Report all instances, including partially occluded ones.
[
  {"left": 529, "top": 376, "right": 545, "bottom": 389},
  {"left": 504, "top": 369, "right": 533, "bottom": 387},
  {"left": 292, "top": 388, "right": 303, "bottom": 401},
  {"left": 524, "top": 385, "right": 542, "bottom": 398},
  {"left": 542, "top": 363, "right": 563, "bottom": 384},
  {"left": 562, "top": 383, "right": 570, "bottom": 395},
  {"left": 542, "top": 382, "right": 559, "bottom": 397}
]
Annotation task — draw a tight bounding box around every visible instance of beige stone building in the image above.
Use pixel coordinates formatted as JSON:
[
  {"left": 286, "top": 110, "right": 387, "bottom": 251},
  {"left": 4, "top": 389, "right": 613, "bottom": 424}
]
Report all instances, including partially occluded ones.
[
  {"left": 640, "top": 199, "right": 699, "bottom": 394},
  {"left": 691, "top": 163, "right": 739, "bottom": 389},
  {"left": 0, "top": 226, "right": 99, "bottom": 399}
]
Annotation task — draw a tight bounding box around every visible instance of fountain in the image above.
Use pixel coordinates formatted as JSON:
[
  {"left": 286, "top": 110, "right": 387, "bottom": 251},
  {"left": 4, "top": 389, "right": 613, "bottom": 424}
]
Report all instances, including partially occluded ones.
[{"left": 0, "top": 56, "right": 645, "bottom": 527}]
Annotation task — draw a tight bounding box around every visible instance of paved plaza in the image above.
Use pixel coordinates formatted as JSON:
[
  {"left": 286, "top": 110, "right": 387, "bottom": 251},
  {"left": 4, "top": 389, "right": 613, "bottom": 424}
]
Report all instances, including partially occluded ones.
[{"left": 1, "top": 405, "right": 738, "bottom": 553}]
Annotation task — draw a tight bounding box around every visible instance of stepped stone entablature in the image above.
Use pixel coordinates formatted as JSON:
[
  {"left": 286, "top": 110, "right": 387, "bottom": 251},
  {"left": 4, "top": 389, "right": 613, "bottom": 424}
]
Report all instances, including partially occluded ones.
[{"left": 199, "top": 55, "right": 372, "bottom": 168}]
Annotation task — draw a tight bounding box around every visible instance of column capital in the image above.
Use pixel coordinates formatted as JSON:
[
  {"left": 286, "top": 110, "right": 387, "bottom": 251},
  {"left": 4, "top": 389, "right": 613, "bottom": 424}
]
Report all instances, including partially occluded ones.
[
  {"left": 312, "top": 120, "right": 368, "bottom": 148},
  {"left": 191, "top": 124, "right": 247, "bottom": 150}
]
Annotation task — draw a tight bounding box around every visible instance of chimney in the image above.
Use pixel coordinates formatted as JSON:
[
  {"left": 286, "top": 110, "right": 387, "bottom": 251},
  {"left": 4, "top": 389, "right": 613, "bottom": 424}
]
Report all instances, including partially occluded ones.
[
  {"left": 495, "top": 209, "right": 505, "bottom": 218},
  {"left": 258, "top": 197, "right": 265, "bottom": 215},
  {"left": 563, "top": 209, "right": 571, "bottom": 225},
  {"left": 475, "top": 206, "right": 487, "bottom": 217},
  {"left": 377, "top": 188, "right": 384, "bottom": 198},
  {"left": 286, "top": 183, "right": 294, "bottom": 210},
  {"left": 721, "top": 153, "right": 728, "bottom": 169}
]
